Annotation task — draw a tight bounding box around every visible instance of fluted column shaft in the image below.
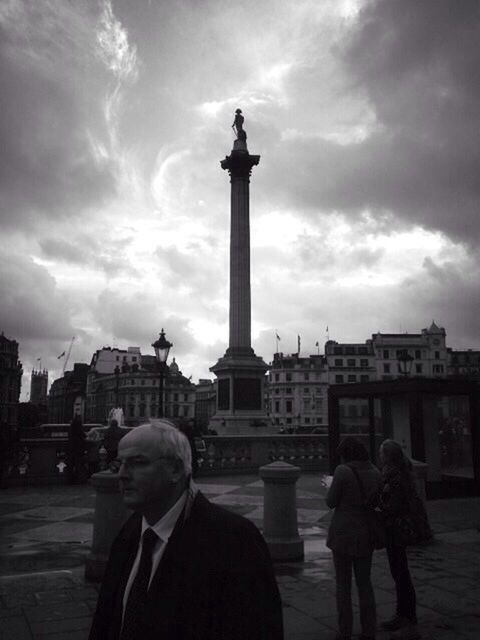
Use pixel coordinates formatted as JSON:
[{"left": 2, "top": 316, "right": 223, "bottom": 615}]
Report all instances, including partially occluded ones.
[
  {"left": 230, "top": 175, "right": 251, "bottom": 351},
  {"left": 220, "top": 150, "right": 260, "bottom": 356}
]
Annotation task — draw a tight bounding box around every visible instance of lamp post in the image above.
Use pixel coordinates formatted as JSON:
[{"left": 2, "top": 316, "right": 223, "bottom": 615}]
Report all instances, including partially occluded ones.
[
  {"left": 152, "top": 329, "right": 172, "bottom": 418},
  {"left": 397, "top": 349, "right": 414, "bottom": 377},
  {"left": 114, "top": 365, "right": 120, "bottom": 407}
]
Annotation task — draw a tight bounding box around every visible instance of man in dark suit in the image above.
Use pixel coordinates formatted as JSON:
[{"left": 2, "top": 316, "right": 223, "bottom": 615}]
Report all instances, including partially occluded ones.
[{"left": 89, "top": 420, "right": 283, "bottom": 640}]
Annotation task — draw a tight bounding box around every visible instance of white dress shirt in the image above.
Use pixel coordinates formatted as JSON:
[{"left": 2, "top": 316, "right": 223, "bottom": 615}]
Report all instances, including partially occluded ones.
[{"left": 122, "top": 491, "right": 188, "bottom": 613}]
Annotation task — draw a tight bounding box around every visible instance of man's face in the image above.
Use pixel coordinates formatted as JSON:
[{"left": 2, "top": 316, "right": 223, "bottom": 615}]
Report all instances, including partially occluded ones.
[{"left": 117, "top": 428, "right": 179, "bottom": 515}]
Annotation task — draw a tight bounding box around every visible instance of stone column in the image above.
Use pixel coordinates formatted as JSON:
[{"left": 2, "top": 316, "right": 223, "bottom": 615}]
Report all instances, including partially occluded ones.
[
  {"left": 259, "top": 461, "right": 304, "bottom": 561},
  {"left": 84, "top": 471, "right": 130, "bottom": 581},
  {"left": 221, "top": 147, "right": 259, "bottom": 357},
  {"left": 229, "top": 175, "right": 251, "bottom": 352}
]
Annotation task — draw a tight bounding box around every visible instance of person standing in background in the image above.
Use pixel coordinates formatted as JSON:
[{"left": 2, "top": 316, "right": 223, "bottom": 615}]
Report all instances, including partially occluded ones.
[{"left": 326, "top": 437, "right": 382, "bottom": 640}]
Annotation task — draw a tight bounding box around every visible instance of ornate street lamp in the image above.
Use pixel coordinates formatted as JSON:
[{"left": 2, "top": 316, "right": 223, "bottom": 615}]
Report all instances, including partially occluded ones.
[
  {"left": 152, "top": 329, "right": 173, "bottom": 418},
  {"left": 114, "top": 365, "right": 120, "bottom": 407},
  {"left": 397, "top": 349, "right": 414, "bottom": 377}
]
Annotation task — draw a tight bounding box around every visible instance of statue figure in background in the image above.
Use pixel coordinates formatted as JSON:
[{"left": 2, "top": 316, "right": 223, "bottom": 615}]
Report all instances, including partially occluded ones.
[
  {"left": 232, "top": 108, "right": 247, "bottom": 141},
  {"left": 108, "top": 407, "right": 124, "bottom": 426}
]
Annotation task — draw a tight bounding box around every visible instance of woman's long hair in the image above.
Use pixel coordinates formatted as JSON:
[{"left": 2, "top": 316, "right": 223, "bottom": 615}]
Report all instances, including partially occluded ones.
[
  {"left": 380, "top": 439, "right": 413, "bottom": 477},
  {"left": 336, "top": 436, "right": 369, "bottom": 463}
]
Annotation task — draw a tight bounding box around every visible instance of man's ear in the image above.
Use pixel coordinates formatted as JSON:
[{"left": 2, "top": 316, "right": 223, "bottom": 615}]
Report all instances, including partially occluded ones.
[{"left": 170, "top": 457, "right": 185, "bottom": 482}]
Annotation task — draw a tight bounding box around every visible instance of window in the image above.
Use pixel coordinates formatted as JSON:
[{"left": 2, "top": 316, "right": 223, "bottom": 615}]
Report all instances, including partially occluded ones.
[
  {"left": 131, "top": 379, "right": 135, "bottom": 385},
  {"left": 274, "top": 373, "right": 279, "bottom": 382},
  {"left": 286, "top": 418, "right": 292, "bottom": 424},
  {"left": 275, "top": 388, "right": 280, "bottom": 394},
  {"left": 334, "top": 359, "right": 343, "bottom": 366},
  {"left": 184, "top": 393, "right": 188, "bottom": 401},
  {"left": 132, "top": 357, "right": 137, "bottom": 362},
  {"left": 415, "top": 350, "right": 421, "bottom": 359},
  {"left": 335, "top": 374, "right": 344, "bottom": 383},
  {"left": 304, "top": 387, "right": 310, "bottom": 394},
  {"left": 415, "top": 364, "right": 423, "bottom": 374},
  {"left": 174, "top": 393, "right": 179, "bottom": 401},
  {"left": 128, "top": 405, "right": 135, "bottom": 417},
  {"left": 275, "top": 401, "right": 280, "bottom": 413},
  {"left": 435, "top": 351, "right": 440, "bottom": 360},
  {"left": 286, "top": 373, "right": 292, "bottom": 382},
  {"left": 347, "top": 359, "right": 355, "bottom": 367},
  {"left": 286, "top": 387, "right": 292, "bottom": 394},
  {"left": 358, "top": 347, "right": 368, "bottom": 355},
  {"left": 383, "top": 350, "right": 389, "bottom": 359},
  {"left": 334, "top": 347, "right": 342, "bottom": 355},
  {"left": 360, "top": 359, "right": 368, "bottom": 367},
  {"left": 348, "top": 405, "right": 358, "bottom": 417},
  {"left": 116, "top": 356, "right": 120, "bottom": 361},
  {"left": 140, "top": 393, "right": 145, "bottom": 401},
  {"left": 139, "top": 404, "right": 145, "bottom": 417},
  {"left": 345, "top": 347, "right": 354, "bottom": 355},
  {"left": 286, "top": 400, "right": 292, "bottom": 413},
  {"left": 360, "top": 375, "right": 369, "bottom": 382},
  {"left": 383, "top": 363, "right": 390, "bottom": 373},
  {"left": 304, "top": 372, "right": 310, "bottom": 381},
  {"left": 433, "top": 364, "right": 444, "bottom": 374},
  {"left": 348, "top": 374, "right": 356, "bottom": 383},
  {"left": 141, "top": 379, "right": 145, "bottom": 386}
]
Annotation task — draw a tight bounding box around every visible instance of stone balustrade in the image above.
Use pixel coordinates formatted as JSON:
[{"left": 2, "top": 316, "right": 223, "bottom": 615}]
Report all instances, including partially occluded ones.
[{"left": 6, "top": 434, "right": 328, "bottom": 485}]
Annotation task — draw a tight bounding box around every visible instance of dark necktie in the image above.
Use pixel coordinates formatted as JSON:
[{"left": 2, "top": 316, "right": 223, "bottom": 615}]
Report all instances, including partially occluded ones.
[{"left": 120, "top": 528, "right": 159, "bottom": 640}]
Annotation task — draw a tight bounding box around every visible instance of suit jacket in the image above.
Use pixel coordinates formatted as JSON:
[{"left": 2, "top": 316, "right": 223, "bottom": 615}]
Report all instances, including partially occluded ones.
[{"left": 89, "top": 492, "right": 284, "bottom": 640}]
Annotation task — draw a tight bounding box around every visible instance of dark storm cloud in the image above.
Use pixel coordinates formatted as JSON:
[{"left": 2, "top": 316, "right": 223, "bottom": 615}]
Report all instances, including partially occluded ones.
[
  {"left": 264, "top": 0, "right": 480, "bottom": 244},
  {"left": 95, "top": 289, "right": 197, "bottom": 355},
  {"left": 0, "top": 253, "right": 75, "bottom": 341},
  {"left": 0, "top": 1, "right": 117, "bottom": 230},
  {"left": 39, "top": 234, "right": 136, "bottom": 276}
]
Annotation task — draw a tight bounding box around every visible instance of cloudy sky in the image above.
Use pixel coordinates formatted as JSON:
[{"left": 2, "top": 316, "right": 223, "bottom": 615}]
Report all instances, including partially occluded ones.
[{"left": 1, "top": 0, "right": 479, "bottom": 397}]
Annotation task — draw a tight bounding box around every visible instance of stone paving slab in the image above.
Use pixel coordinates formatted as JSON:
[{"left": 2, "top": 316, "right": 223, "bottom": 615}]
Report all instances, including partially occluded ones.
[{"left": 1, "top": 477, "right": 480, "bottom": 639}]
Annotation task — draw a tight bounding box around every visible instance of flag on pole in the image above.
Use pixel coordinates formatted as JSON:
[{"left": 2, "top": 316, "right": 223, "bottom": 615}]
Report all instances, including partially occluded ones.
[
  {"left": 36, "top": 358, "right": 41, "bottom": 361},
  {"left": 315, "top": 341, "right": 319, "bottom": 347},
  {"left": 326, "top": 326, "right": 329, "bottom": 333},
  {"left": 297, "top": 335, "right": 301, "bottom": 354},
  {"left": 276, "top": 333, "right": 281, "bottom": 341},
  {"left": 57, "top": 351, "right": 65, "bottom": 359}
]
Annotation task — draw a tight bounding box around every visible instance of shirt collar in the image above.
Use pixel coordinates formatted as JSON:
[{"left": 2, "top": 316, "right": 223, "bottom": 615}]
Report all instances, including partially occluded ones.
[{"left": 141, "top": 476, "right": 199, "bottom": 542}]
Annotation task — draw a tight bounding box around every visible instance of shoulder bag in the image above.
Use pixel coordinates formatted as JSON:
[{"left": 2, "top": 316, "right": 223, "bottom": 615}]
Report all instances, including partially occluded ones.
[{"left": 395, "top": 483, "right": 433, "bottom": 546}]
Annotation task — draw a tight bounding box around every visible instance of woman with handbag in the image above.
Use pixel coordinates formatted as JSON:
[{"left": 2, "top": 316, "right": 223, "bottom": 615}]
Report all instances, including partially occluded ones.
[
  {"left": 378, "top": 439, "right": 425, "bottom": 640},
  {"left": 326, "top": 437, "right": 382, "bottom": 640}
]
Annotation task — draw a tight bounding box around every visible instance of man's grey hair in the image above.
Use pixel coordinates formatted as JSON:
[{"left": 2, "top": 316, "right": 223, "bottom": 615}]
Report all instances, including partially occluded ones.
[{"left": 140, "top": 419, "right": 192, "bottom": 475}]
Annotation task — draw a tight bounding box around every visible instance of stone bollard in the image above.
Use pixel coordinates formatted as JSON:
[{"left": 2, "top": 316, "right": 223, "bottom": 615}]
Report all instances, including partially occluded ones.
[
  {"left": 259, "top": 461, "right": 304, "bottom": 561},
  {"left": 85, "top": 471, "right": 131, "bottom": 581}
]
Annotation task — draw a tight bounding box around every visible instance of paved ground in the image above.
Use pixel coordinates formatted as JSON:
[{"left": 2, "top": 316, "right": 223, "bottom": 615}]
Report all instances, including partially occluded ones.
[{"left": 0, "top": 474, "right": 479, "bottom": 639}]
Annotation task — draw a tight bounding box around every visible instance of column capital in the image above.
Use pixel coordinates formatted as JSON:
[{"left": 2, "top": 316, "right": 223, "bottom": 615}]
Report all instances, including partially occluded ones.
[{"left": 220, "top": 150, "right": 260, "bottom": 180}]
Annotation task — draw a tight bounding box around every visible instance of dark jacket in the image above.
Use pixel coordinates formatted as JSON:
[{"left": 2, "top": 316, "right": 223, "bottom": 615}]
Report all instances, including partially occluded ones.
[
  {"left": 89, "top": 492, "right": 284, "bottom": 640},
  {"left": 379, "top": 465, "right": 432, "bottom": 546},
  {"left": 326, "top": 461, "right": 382, "bottom": 557}
]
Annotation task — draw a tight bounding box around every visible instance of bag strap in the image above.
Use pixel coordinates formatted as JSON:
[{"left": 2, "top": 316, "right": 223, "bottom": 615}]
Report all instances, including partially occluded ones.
[{"left": 348, "top": 464, "right": 367, "bottom": 504}]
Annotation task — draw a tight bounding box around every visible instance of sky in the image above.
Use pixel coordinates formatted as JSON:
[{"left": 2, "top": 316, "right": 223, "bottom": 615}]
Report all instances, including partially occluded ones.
[{"left": 1, "top": 0, "right": 480, "bottom": 398}]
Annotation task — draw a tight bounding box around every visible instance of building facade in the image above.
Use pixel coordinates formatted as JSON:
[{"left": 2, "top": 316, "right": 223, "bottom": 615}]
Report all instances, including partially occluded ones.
[
  {"left": 85, "top": 351, "right": 195, "bottom": 426},
  {"left": 0, "top": 333, "right": 23, "bottom": 428},
  {"left": 269, "top": 322, "right": 453, "bottom": 434},
  {"left": 48, "top": 363, "right": 89, "bottom": 423},
  {"left": 30, "top": 369, "right": 48, "bottom": 405},
  {"left": 268, "top": 353, "right": 329, "bottom": 432}
]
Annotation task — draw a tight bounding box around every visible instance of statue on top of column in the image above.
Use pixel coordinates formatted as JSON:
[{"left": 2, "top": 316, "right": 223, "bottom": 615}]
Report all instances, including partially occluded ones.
[{"left": 232, "top": 108, "right": 247, "bottom": 142}]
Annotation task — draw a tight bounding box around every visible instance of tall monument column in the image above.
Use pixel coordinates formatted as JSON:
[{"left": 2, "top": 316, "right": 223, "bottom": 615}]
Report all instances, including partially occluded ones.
[{"left": 210, "top": 110, "right": 270, "bottom": 434}]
